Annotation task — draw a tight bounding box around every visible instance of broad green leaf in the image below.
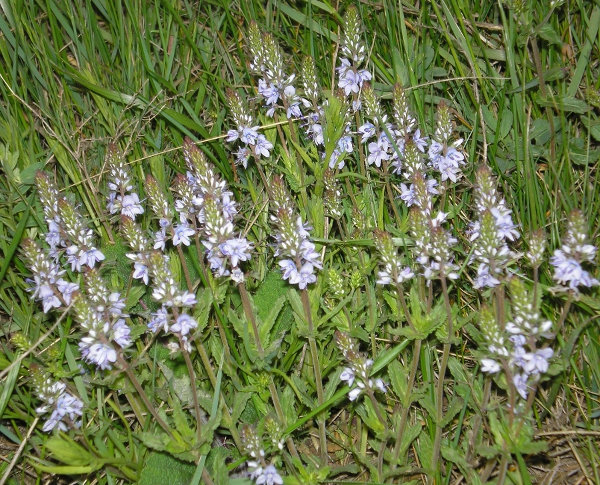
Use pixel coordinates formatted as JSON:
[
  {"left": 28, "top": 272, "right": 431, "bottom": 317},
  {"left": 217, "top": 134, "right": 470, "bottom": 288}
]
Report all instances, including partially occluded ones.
[
  {"left": 139, "top": 452, "right": 195, "bottom": 485},
  {"left": 536, "top": 96, "right": 589, "bottom": 114}
]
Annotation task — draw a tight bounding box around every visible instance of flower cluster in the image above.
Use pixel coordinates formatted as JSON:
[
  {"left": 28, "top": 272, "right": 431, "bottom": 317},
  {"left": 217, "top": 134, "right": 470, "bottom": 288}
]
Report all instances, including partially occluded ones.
[
  {"left": 479, "top": 278, "right": 555, "bottom": 401},
  {"left": 247, "top": 22, "right": 306, "bottom": 119},
  {"left": 409, "top": 173, "right": 459, "bottom": 282},
  {"left": 336, "top": 331, "right": 386, "bottom": 402},
  {"left": 323, "top": 168, "right": 343, "bottom": 218},
  {"left": 427, "top": 102, "right": 466, "bottom": 183},
  {"left": 269, "top": 176, "right": 321, "bottom": 289},
  {"left": 469, "top": 165, "right": 520, "bottom": 289},
  {"left": 73, "top": 270, "right": 131, "bottom": 370},
  {"left": 373, "top": 229, "right": 414, "bottom": 286},
  {"left": 22, "top": 238, "right": 78, "bottom": 313},
  {"left": 35, "top": 171, "right": 105, "bottom": 272},
  {"left": 105, "top": 144, "right": 144, "bottom": 219},
  {"left": 33, "top": 370, "right": 83, "bottom": 432},
  {"left": 122, "top": 215, "right": 152, "bottom": 285},
  {"left": 241, "top": 424, "right": 284, "bottom": 485},
  {"left": 550, "top": 210, "right": 598, "bottom": 292},
  {"left": 337, "top": 6, "right": 372, "bottom": 103},
  {"left": 226, "top": 89, "right": 273, "bottom": 168},
  {"left": 183, "top": 140, "right": 253, "bottom": 282}
]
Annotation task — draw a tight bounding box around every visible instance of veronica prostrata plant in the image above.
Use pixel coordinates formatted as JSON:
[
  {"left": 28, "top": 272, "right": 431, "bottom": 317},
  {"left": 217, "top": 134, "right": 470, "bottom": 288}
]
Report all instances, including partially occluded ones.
[{"left": 10, "top": 4, "right": 598, "bottom": 485}]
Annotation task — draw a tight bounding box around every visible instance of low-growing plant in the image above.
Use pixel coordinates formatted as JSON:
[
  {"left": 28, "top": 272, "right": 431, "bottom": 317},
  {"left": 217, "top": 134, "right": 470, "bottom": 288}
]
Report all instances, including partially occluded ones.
[{"left": 1, "top": 2, "right": 599, "bottom": 485}]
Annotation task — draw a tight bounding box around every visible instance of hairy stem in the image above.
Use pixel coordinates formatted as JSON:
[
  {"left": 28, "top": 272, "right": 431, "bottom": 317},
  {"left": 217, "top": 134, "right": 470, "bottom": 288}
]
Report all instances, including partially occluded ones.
[
  {"left": 195, "top": 340, "right": 242, "bottom": 450},
  {"left": 239, "top": 282, "right": 300, "bottom": 460},
  {"left": 118, "top": 353, "right": 172, "bottom": 438},
  {"left": 429, "top": 275, "right": 454, "bottom": 483},
  {"left": 176, "top": 245, "right": 194, "bottom": 291},
  {"left": 301, "top": 288, "right": 328, "bottom": 463},
  {"left": 391, "top": 339, "right": 422, "bottom": 467},
  {"left": 180, "top": 336, "right": 203, "bottom": 440}
]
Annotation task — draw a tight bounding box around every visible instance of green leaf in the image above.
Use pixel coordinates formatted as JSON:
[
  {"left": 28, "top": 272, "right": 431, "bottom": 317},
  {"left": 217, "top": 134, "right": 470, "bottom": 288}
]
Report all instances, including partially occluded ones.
[
  {"left": 372, "top": 340, "right": 411, "bottom": 374},
  {"left": 125, "top": 285, "right": 148, "bottom": 312},
  {"left": 0, "top": 357, "right": 19, "bottom": 418},
  {"left": 32, "top": 464, "right": 101, "bottom": 475},
  {"left": 442, "top": 443, "right": 483, "bottom": 485},
  {"left": 44, "top": 435, "right": 94, "bottom": 467},
  {"left": 537, "top": 24, "right": 564, "bottom": 47},
  {"left": 397, "top": 422, "right": 421, "bottom": 458},
  {"left": 388, "top": 360, "right": 409, "bottom": 402},
  {"left": 138, "top": 431, "right": 171, "bottom": 452},
  {"left": 439, "top": 397, "right": 464, "bottom": 428},
  {"left": 231, "top": 393, "right": 252, "bottom": 424},
  {"left": 515, "top": 451, "right": 533, "bottom": 485},
  {"left": 418, "top": 395, "right": 438, "bottom": 425},
  {"left": 170, "top": 397, "right": 195, "bottom": 441},
  {"left": 536, "top": 96, "right": 590, "bottom": 114},
  {"left": 259, "top": 294, "right": 287, "bottom": 348},
  {"left": 139, "top": 452, "right": 195, "bottom": 485},
  {"left": 417, "top": 431, "right": 433, "bottom": 471},
  {"left": 206, "top": 447, "right": 232, "bottom": 485},
  {"left": 254, "top": 270, "right": 291, "bottom": 321},
  {"left": 194, "top": 289, "right": 213, "bottom": 333}
]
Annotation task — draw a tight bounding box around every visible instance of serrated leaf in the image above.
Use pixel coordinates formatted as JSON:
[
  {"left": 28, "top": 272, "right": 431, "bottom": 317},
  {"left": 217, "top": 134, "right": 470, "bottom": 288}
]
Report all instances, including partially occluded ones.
[
  {"left": 355, "top": 401, "right": 384, "bottom": 435},
  {"left": 537, "top": 24, "right": 564, "bottom": 47},
  {"left": 207, "top": 447, "right": 232, "bottom": 485},
  {"left": 139, "top": 452, "right": 195, "bottom": 485},
  {"left": 126, "top": 285, "right": 148, "bottom": 311},
  {"left": 569, "top": 146, "right": 600, "bottom": 166},
  {"left": 231, "top": 393, "right": 252, "bottom": 423},
  {"left": 499, "top": 110, "right": 513, "bottom": 140},
  {"left": 447, "top": 357, "right": 468, "bottom": 383},
  {"left": 536, "top": 96, "right": 589, "bottom": 114},
  {"left": 417, "top": 431, "right": 433, "bottom": 470},
  {"left": 478, "top": 445, "right": 500, "bottom": 459},
  {"left": 324, "top": 367, "right": 343, "bottom": 401},
  {"left": 317, "top": 294, "right": 353, "bottom": 328},
  {"left": 588, "top": 123, "right": 600, "bottom": 143},
  {"left": 442, "top": 443, "right": 483, "bottom": 485},
  {"left": 200, "top": 407, "right": 223, "bottom": 446},
  {"left": 32, "top": 464, "right": 101, "bottom": 475},
  {"left": 281, "top": 386, "right": 298, "bottom": 426},
  {"left": 259, "top": 294, "right": 287, "bottom": 348},
  {"left": 254, "top": 270, "right": 290, "bottom": 321},
  {"left": 172, "top": 374, "right": 193, "bottom": 407},
  {"left": 418, "top": 395, "right": 438, "bottom": 424},
  {"left": 138, "top": 431, "right": 171, "bottom": 452},
  {"left": 439, "top": 397, "right": 464, "bottom": 428},
  {"left": 398, "top": 422, "right": 421, "bottom": 458},
  {"left": 488, "top": 411, "right": 505, "bottom": 447},
  {"left": 388, "top": 360, "right": 409, "bottom": 401},
  {"left": 170, "top": 397, "right": 195, "bottom": 441},
  {"left": 194, "top": 289, "right": 213, "bottom": 332}
]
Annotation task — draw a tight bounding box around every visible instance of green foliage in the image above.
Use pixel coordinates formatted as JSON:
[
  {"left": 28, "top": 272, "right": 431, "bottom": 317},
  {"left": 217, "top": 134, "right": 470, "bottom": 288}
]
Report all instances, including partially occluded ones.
[
  {"left": 139, "top": 452, "right": 195, "bottom": 485},
  {"left": 1, "top": 0, "right": 600, "bottom": 484}
]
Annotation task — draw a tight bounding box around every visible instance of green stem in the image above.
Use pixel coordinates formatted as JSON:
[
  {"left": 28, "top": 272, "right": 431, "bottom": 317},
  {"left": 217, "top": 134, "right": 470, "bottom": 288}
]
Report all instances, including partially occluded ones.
[
  {"left": 497, "top": 454, "right": 509, "bottom": 485},
  {"left": 239, "top": 282, "right": 300, "bottom": 460},
  {"left": 195, "top": 339, "right": 242, "bottom": 450},
  {"left": 429, "top": 275, "right": 454, "bottom": 483},
  {"left": 555, "top": 296, "right": 572, "bottom": 335},
  {"left": 180, "top": 336, "right": 202, "bottom": 441},
  {"left": 390, "top": 339, "right": 422, "bottom": 467},
  {"left": 177, "top": 245, "right": 194, "bottom": 291},
  {"left": 301, "top": 288, "right": 328, "bottom": 464},
  {"left": 238, "top": 282, "right": 264, "bottom": 358},
  {"left": 117, "top": 353, "right": 173, "bottom": 438}
]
